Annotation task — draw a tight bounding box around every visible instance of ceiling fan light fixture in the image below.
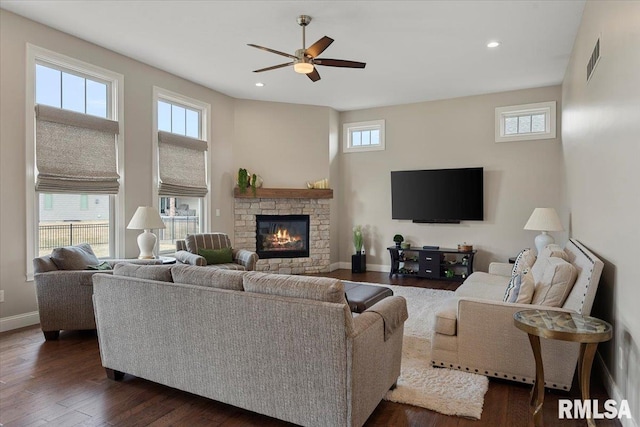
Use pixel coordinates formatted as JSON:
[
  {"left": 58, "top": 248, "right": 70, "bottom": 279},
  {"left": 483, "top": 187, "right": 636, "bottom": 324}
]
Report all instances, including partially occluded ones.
[{"left": 294, "top": 62, "right": 314, "bottom": 74}]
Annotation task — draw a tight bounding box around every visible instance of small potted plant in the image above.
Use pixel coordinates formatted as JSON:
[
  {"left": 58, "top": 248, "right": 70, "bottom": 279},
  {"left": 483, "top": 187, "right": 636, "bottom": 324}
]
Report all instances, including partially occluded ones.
[
  {"left": 393, "top": 234, "right": 404, "bottom": 249},
  {"left": 353, "top": 225, "right": 363, "bottom": 254},
  {"left": 352, "top": 225, "right": 366, "bottom": 273}
]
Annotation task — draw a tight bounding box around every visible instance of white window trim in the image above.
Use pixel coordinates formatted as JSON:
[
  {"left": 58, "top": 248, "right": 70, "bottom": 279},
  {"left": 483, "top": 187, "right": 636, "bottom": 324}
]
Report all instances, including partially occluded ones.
[
  {"left": 152, "top": 86, "right": 211, "bottom": 254},
  {"left": 25, "top": 44, "right": 125, "bottom": 280},
  {"left": 495, "top": 101, "right": 556, "bottom": 143},
  {"left": 343, "top": 119, "right": 385, "bottom": 153}
]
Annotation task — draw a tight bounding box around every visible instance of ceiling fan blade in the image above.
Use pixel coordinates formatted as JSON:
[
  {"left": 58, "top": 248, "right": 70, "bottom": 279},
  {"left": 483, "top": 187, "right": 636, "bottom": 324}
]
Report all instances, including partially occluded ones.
[
  {"left": 307, "top": 68, "right": 321, "bottom": 82},
  {"left": 253, "top": 62, "right": 294, "bottom": 73},
  {"left": 247, "top": 44, "right": 297, "bottom": 60},
  {"left": 305, "top": 36, "right": 334, "bottom": 58},
  {"left": 314, "top": 58, "right": 366, "bottom": 68}
]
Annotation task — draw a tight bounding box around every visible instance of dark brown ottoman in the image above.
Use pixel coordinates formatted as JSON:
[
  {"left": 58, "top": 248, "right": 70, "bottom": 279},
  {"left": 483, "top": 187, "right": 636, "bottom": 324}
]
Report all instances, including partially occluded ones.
[{"left": 343, "top": 282, "right": 393, "bottom": 313}]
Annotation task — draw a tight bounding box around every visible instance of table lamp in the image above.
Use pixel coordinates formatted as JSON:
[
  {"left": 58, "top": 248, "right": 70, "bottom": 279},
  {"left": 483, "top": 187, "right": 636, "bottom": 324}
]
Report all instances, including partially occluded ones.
[
  {"left": 127, "top": 206, "right": 166, "bottom": 259},
  {"left": 524, "top": 207, "right": 564, "bottom": 254}
]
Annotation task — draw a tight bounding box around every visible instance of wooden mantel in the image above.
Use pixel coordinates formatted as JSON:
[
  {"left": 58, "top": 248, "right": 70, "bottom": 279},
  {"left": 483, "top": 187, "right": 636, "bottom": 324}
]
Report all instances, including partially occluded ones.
[{"left": 233, "top": 187, "right": 333, "bottom": 199}]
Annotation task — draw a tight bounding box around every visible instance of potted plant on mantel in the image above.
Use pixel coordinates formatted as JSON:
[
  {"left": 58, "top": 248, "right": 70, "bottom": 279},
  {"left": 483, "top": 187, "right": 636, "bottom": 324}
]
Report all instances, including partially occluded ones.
[
  {"left": 237, "top": 168, "right": 258, "bottom": 196},
  {"left": 352, "top": 225, "right": 366, "bottom": 273},
  {"left": 393, "top": 234, "right": 404, "bottom": 249}
]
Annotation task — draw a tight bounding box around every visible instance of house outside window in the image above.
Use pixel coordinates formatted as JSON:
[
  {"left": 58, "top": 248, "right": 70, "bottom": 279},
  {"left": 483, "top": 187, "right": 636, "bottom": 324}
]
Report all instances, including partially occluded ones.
[
  {"left": 495, "top": 101, "right": 557, "bottom": 143},
  {"left": 26, "top": 45, "right": 124, "bottom": 278},
  {"left": 153, "top": 88, "right": 210, "bottom": 254},
  {"left": 343, "top": 119, "right": 385, "bottom": 153}
]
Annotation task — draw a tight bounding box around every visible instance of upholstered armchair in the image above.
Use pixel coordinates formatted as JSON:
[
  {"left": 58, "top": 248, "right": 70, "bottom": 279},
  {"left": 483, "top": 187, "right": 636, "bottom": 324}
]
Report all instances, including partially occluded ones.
[
  {"left": 175, "top": 233, "right": 258, "bottom": 271},
  {"left": 33, "top": 243, "right": 161, "bottom": 340}
]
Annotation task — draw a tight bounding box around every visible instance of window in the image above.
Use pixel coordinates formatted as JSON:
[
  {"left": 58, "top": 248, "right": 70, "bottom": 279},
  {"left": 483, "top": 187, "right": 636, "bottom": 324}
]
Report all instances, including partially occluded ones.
[
  {"left": 153, "top": 87, "right": 210, "bottom": 254},
  {"left": 27, "top": 45, "right": 124, "bottom": 278},
  {"left": 495, "top": 101, "right": 556, "bottom": 142},
  {"left": 343, "top": 119, "right": 385, "bottom": 153}
]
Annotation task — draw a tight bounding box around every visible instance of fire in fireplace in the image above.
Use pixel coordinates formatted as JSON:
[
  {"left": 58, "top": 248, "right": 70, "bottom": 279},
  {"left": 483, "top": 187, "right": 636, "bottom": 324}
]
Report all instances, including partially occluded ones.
[{"left": 256, "top": 214, "right": 310, "bottom": 259}]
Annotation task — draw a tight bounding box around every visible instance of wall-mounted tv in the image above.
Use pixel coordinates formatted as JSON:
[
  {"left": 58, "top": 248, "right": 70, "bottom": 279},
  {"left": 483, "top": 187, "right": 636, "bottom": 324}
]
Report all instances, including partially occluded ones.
[{"left": 391, "top": 167, "right": 484, "bottom": 223}]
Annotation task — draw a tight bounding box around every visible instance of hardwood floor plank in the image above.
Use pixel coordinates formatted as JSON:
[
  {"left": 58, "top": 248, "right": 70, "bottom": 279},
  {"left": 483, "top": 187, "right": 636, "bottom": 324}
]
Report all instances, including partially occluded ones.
[{"left": 0, "top": 269, "right": 620, "bottom": 427}]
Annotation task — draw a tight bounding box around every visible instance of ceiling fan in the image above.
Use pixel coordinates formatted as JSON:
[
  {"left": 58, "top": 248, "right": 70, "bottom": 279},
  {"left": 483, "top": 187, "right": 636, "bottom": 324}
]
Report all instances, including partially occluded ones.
[{"left": 248, "top": 15, "right": 366, "bottom": 82}]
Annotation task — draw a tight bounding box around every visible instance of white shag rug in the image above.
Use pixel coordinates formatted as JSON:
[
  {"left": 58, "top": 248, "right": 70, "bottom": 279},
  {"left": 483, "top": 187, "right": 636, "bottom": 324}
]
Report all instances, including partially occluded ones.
[{"left": 345, "top": 281, "right": 489, "bottom": 419}]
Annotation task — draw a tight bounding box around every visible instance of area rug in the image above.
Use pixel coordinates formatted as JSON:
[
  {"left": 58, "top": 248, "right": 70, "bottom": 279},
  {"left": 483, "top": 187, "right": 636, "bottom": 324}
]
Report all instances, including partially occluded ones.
[{"left": 343, "top": 281, "right": 489, "bottom": 419}]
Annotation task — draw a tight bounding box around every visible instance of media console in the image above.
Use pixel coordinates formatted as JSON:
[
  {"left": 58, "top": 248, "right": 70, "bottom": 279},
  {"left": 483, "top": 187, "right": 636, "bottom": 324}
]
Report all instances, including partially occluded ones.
[{"left": 387, "top": 246, "right": 476, "bottom": 281}]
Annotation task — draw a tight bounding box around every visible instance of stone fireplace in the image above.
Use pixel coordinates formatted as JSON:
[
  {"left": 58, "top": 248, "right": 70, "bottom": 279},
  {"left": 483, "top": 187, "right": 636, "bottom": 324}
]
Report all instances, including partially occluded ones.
[{"left": 233, "top": 188, "right": 332, "bottom": 274}]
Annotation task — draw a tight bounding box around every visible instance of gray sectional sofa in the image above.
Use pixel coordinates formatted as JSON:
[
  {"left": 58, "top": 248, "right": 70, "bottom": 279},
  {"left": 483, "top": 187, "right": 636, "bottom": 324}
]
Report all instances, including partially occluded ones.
[{"left": 92, "top": 264, "right": 407, "bottom": 427}]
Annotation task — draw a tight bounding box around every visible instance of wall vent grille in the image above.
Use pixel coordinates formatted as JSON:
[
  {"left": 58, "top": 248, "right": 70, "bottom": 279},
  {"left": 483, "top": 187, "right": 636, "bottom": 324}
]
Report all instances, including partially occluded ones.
[{"left": 587, "top": 38, "right": 600, "bottom": 82}]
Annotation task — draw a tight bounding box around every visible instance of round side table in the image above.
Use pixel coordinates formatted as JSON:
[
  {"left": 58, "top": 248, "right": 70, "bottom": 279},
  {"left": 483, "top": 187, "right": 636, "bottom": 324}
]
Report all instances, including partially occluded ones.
[{"left": 514, "top": 309, "right": 612, "bottom": 427}]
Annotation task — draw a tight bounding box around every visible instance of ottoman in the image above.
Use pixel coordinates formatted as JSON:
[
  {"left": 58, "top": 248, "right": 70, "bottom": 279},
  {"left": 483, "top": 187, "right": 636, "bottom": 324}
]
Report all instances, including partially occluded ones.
[{"left": 343, "top": 282, "right": 393, "bottom": 313}]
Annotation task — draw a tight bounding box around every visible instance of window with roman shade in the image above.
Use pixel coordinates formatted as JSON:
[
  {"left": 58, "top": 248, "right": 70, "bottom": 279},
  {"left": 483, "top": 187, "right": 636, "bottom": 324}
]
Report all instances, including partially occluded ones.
[
  {"left": 157, "top": 130, "right": 208, "bottom": 197},
  {"left": 35, "top": 104, "right": 120, "bottom": 193}
]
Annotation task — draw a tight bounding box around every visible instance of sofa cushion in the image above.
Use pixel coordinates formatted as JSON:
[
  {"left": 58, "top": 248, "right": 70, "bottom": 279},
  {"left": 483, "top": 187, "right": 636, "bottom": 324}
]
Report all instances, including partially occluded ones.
[
  {"left": 113, "top": 264, "right": 174, "bottom": 282},
  {"left": 87, "top": 261, "right": 112, "bottom": 270},
  {"left": 531, "top": 244, "right": 568, "bottom": 282},
  {"left": 171, "top": 265, "right": 245, "bottom": 290},
  {"left": 243, "top": 271, "right": 346, "bottom": 304},
  {"left": 434, "top": 297, "right": 459, "bottom": 336},
  {"left": 457, "top": 272, "right": 510, "bottom": 302},
  {"left": 531, "top": 257, "right": 577, "bottom": 307},
  {"left": 50, "top": 243, "right": 100, "bottom": 270},
  {"left": 185, "top": 233, "right": 231, "bottom": 254},
  {"left": 503, "top": 271, "right": 535, "bottom": 304},
  {"left": 198, "top": 247, "right": 233, "bottom": 265},
  {"left": 512, "top": 248, "right": 536, "bottom": 276}
]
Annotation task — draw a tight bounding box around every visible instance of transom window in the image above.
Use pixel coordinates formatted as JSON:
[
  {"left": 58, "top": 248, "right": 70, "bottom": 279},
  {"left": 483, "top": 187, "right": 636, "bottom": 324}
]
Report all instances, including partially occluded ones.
[
  {"left": 158, "top": 100, "right": 201, "bottom": 139},
  {"left": 495, "top": 101, "right": 556, "bottom": 143},
  {"left": 343, "top": 119, "right": 386, "bottom": 153}
]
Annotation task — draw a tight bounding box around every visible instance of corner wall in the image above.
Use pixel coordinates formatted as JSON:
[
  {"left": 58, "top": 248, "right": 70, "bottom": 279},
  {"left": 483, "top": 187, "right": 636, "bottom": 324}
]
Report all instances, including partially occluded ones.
[{"left": 561, "top": 1, "right": 640, "bottom": 424}]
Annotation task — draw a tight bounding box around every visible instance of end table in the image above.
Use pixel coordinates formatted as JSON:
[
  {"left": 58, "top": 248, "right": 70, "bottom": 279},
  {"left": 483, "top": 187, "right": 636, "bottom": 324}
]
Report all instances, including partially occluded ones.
[{"left": 514, "top": 309, "right": 612, "bottom": 427}]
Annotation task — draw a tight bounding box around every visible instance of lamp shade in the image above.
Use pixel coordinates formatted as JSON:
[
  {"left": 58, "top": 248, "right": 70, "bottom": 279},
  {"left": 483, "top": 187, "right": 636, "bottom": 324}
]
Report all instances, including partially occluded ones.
[
  {"left": 524, "top": 208, "right": 563, "bottom": 231},
  {"left": 127, "top": 206, "right": 166, "bottom": 230}
]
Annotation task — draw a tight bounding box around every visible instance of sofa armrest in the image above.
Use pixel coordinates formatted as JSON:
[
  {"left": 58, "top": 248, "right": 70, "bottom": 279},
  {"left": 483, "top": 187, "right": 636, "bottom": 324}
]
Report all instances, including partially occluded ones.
[
  {"left": 34, "top": 270, "right": 111, "bottom": 288},
  {"left": 488, "top": 262, "right": 513, "bottom": 277},
  {"left": 175, "top": 250, "right": 206, "bottom": 266},
  {"left": 232, "top": 249, "right": 259, "bottom": 271},
  {"left": 363, "top": 296, "right": 408, "bottom": 340}
]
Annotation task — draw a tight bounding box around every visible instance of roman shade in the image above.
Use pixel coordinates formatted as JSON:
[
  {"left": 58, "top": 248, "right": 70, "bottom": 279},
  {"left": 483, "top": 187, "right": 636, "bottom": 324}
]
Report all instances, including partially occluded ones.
[
  {"left": 157, "top": 131, "right": 208, "bottom": 197},
  {"left": 35, "top": 104, "right": 120, "bottom": 194}
]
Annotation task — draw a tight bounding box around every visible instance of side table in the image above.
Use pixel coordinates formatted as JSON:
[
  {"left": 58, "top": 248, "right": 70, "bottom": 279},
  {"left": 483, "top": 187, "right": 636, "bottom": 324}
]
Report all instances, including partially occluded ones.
[
  {"left": 159, "top": 256, "right": 176, "bottom": 264},
  {"left": 514, "top": 309, "right": 612, "bottom": 427}
]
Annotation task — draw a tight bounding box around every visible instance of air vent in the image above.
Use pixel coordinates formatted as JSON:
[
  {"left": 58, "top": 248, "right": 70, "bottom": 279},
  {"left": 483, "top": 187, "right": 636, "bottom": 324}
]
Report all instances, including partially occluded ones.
[{"left": 587, "top": 38, "right": 600, "bottom": 82}]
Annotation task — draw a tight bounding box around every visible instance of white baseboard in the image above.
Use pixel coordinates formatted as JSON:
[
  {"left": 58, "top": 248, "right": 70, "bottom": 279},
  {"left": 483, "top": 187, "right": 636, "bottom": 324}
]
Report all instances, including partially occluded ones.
[
  {"left": 597, "top": 352, "right": 638, "bottom": 427},
  {"left": 336, "top": 261, "right": 389, "bottom": 273},
  {"left": 0, "top": 311, "right": 40, "bottom": 333},
  {"left": 329, "top": 262, "right": 341, "bottom": 272}
]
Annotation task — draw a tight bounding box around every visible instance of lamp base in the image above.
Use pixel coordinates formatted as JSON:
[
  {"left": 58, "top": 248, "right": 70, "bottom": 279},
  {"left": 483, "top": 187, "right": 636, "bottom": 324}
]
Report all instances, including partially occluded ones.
[
  {"left": 534, "top": 231, "right": 554, "bottom": 255},
  {"left": 137, "top": 229, "right": 157, "bottom": 259}
]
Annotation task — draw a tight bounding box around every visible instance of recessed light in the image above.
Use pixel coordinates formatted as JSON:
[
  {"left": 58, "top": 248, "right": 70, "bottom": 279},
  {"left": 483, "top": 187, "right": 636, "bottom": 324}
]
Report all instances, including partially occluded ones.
[
  {"left": 487, "top": 41, "right": 501, "bottom": 48},
  {"left": 255, "top": 82, "right": 264, "bottom": 87}
]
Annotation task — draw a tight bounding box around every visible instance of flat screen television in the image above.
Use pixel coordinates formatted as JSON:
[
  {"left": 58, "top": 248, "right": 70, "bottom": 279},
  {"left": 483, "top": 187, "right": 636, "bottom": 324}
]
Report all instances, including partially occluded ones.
[{"left": 391, "top": 167, "right": 484, "bottom": 223}]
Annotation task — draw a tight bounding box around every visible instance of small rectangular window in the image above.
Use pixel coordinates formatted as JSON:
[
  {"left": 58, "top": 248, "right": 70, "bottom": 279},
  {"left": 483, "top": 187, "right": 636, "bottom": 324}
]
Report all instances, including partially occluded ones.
[
  {"left": 343, "top": 119, "right": 385, "bottom": 153},
  {"left": 495, "top": 102, "right": 556, "bottom": 143},
  {"left": 80, "top": 194, "right": 89, "bottom": 210},
  {"left": 43, "top": 194, "right": 53, "bottom": 210}
]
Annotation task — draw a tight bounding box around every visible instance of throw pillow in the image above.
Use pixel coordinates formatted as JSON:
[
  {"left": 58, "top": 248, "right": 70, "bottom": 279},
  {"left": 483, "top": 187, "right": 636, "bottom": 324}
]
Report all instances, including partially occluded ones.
[
  {"left": 531, "top": 244, "right": 569, "bottom": 282},
  {"left": 503, "top": 270, "right": 535, "bottom": 304},
  {"left": 87, "top": 261, "right": 112, "bottom": 270},
  {"left": 50, "top": 243, "right": 100, "bottom": 270},
  {"left": 185, "top": 233, "right": 231, "bottom": 254},
  {"left": 531, "top": 257, "right": 577, "bottom": 307},
  {"left": 198, "top": 247, "right": 233, "bottom": 265},
  {"left": 512, "top": 248, "right": 536, "bottom": 276},
  {"left": 113, "top": 264, "right": 174, "bottom": 282}
]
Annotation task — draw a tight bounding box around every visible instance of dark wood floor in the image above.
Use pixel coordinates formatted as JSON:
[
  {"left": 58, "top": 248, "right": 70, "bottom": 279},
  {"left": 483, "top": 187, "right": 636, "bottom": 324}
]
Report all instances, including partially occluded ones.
[{"left": 0, "top": 270, "right": 618, "bottom": 426}]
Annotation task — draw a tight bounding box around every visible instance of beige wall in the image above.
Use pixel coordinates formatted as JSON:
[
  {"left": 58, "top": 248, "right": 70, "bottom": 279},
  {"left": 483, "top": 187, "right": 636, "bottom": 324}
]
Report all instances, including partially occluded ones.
[
  {"left": 0, "top": 10, "right": 236, "bottom": 321},
  {"left": 232, "top": 99, "right": 332, "bottom": 188},
  {"left": 562, "top": 1, "right": 640, "bottom": 421},
  {"left": 338, "top": 85, "right": 567, "bottom": 271}
]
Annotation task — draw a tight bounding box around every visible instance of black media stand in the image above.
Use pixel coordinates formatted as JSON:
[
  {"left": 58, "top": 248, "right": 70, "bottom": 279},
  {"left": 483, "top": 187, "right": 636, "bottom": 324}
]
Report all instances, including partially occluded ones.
[{"left": 387, "top": 246, "right": 476, "bottom": 281}]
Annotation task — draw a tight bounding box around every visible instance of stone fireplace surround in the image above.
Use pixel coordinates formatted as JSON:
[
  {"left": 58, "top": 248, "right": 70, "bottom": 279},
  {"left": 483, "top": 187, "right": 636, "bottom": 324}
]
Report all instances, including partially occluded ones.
[{"left": 233, "top": 188, "right": 332, "bottom": 274}]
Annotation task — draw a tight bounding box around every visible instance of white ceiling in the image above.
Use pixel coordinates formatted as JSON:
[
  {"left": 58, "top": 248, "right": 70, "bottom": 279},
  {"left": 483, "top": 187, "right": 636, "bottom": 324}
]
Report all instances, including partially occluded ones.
[{"left": 1, "top": 1, "right": 585, "bottom": 111}]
